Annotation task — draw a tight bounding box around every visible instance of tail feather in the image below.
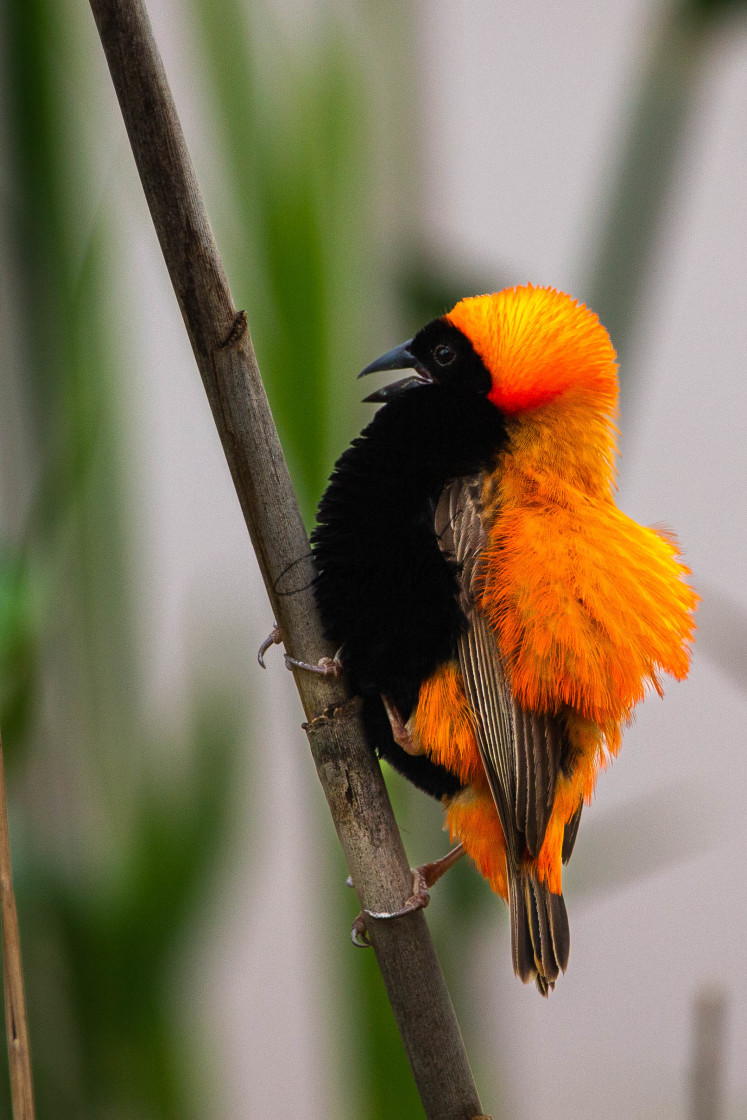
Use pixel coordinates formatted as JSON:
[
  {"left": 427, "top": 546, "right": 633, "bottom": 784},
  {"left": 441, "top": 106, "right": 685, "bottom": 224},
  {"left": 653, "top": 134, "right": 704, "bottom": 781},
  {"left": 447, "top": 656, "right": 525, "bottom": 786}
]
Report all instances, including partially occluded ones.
[
  {"left": 509, "top": 870, "right": 570, "bottom": 995},
  {"left": 509, "top": 874, "right": 535, "bottom": 984},
  {"left": 546, "top": 888, "right": 571, "bottom": 972},
  {"left": 528, "top": 876, "right": 559, "bottom": 985}
]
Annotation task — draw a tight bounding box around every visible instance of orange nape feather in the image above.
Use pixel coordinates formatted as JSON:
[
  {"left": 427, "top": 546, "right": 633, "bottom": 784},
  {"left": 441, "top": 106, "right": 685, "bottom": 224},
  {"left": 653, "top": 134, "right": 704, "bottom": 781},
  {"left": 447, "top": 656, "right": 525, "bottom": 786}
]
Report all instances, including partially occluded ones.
[
  {"left": 446, "top": 286, "right": 619, "bottom": 416},
  {"left": 458, "top": 285, "right": 697, "bottom": 725}
]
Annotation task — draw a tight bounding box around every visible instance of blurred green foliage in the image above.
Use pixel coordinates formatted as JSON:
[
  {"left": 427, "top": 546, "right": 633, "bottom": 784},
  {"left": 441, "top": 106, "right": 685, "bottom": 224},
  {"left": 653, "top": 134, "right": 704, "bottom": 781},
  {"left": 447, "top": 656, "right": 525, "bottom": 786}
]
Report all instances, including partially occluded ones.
[
  {"left": 0, "top": 548, "right": 39, "bottom": 750},
  {"left": 1, "top": 0, "right": 242, "bottom": 1116},
  {"left": 20, "top": 699, "right": 238, "bottom": 1120}
]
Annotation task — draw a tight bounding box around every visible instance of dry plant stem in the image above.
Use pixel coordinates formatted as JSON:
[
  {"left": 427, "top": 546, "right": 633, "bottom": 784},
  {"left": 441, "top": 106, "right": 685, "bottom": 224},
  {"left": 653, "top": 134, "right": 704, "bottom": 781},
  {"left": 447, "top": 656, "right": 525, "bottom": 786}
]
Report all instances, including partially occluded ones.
[
  {"left": 0, "top": 731, "right": 35, "bottom": 1120},
  {"left": 88, "top": 2, "right": 487, "bottom": 1117},
  {"left": 690, "top": 988, "right": 727, "bottom": 1120}
]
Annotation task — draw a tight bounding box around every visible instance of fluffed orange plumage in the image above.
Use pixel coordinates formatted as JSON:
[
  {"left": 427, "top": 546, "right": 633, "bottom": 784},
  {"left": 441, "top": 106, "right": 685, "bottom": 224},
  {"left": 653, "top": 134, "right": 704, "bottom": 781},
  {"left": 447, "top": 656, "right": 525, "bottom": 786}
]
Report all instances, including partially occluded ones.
[{"left": 417, "top": 287, "right": 696, "bottom": 913}]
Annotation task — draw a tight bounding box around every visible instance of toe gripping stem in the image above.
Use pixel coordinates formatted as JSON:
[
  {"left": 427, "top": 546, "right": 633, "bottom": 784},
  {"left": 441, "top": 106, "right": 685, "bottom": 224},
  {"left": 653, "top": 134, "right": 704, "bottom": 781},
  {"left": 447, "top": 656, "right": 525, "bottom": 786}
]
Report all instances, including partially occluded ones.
[
  {"left": 257, "top": 622, "right": 343, "bottom": 677},
  {"left": 366, "top": 867, "right": 432, "bottom": 922},
  {"left": 285, "top": 652, "right": 343, "bottom": 677},
  {"left": 351, "top": 868, "right": 431, "bottom": 949},
  {"left": 349, "top": 844, "right": 464, "bottom": 948}
]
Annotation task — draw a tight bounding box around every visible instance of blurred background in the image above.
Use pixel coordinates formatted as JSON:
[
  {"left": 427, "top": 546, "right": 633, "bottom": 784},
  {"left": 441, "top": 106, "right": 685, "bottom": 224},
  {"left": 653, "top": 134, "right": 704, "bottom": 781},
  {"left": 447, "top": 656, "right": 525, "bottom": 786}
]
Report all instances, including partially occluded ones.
[{"left": 0, "top": 0, "right": 745, "bottom": 1116}]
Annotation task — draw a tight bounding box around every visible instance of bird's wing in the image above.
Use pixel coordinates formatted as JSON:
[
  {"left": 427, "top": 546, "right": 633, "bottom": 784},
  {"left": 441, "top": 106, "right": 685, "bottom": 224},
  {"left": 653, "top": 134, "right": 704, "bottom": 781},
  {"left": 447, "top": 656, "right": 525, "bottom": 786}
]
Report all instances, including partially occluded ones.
[{"left": 434, "top": 475, "right": 566, "bottom": 869}]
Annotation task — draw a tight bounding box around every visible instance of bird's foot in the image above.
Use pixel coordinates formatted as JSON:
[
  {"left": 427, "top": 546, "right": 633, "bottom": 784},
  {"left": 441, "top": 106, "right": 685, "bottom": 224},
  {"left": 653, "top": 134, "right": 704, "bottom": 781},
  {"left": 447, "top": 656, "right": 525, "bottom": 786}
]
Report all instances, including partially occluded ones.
[
  {"left": 365, "top": 866, "right": 432, "bottom": 921},
  {"left": 349, "top": 844, "right": 465, "bottom": 947},
  {"left": 258, "top": 623, "right": 343, "bottom": 677},
  {"left": 381, "top": 694, "right": 424, "bottom": 755}
]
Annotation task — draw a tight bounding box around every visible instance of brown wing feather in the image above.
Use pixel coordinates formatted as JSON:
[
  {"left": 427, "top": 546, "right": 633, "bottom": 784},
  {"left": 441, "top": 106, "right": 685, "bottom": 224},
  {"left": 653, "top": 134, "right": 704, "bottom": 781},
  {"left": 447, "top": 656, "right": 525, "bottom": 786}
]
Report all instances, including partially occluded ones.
[
  {"left": 435, "top": 475, "right": 566, "bottom": 865},
  {"left": 460, "top": 612, "right": 524, "bottom": 864},
  {"left": 436, "top": 475, "right": 574, "bottom": 990}
]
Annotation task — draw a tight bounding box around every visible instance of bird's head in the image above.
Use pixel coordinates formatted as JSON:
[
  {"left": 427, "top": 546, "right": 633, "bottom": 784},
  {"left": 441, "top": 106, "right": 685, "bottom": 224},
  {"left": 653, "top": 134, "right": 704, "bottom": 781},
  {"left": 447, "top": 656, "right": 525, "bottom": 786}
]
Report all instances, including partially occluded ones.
[{"left": 360, "top": 285, "right": 618, "bottom": 419}]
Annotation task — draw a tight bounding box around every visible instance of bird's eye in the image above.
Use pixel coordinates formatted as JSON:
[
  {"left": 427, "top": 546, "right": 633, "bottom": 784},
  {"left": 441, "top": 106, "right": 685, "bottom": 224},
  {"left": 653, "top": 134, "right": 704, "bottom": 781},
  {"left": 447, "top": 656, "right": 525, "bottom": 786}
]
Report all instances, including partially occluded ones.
[{"left": 433, "top": 343, "right": 456, "bottom": 366}]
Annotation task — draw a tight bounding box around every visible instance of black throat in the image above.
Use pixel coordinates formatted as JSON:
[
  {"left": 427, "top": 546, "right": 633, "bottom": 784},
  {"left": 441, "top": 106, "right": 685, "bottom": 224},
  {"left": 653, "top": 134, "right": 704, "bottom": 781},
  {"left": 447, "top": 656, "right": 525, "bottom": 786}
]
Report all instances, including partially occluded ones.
[{"left": 312, "top": 383, "right": 507, "bottom": 798}]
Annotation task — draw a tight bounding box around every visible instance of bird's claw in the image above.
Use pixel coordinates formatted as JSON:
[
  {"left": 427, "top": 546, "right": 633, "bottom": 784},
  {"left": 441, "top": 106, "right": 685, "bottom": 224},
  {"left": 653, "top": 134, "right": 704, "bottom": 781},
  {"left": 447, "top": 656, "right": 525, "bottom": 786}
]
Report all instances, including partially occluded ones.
[
  {"left": 284, "top": 652, "right": 343, "bottom": 677},
  {"left": 257, "top": 625, "right": 282, "bottom": 668},
  {"left": 351, "top": 912, "right": 372, "bottom": 948}
]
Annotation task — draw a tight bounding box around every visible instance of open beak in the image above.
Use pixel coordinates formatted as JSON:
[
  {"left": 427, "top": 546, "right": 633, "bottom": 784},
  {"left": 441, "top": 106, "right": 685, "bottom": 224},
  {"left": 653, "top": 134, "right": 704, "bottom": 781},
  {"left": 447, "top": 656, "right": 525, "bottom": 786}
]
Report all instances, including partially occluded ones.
[{"left": 358, "top": 339, "right": 433, "bottom": 402}]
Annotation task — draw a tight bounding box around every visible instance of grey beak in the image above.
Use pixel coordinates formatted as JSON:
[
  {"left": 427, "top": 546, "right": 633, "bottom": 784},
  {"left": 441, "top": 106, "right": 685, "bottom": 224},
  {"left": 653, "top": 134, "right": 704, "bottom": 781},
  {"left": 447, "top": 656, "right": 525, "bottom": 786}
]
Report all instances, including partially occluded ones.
[
  {"left": 358, "top": 339, "right": 432, "bottom": 403},
  {"left": 358, "top": 339, "right": 416, "bottom": 379}
]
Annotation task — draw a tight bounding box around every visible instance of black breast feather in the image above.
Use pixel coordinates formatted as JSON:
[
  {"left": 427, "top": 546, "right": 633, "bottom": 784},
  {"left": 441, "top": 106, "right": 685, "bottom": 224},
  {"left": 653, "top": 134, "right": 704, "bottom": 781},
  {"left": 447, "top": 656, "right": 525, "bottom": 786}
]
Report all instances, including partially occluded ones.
[{"left": 312, "top": 383, "right": 506, "bottom": 798}]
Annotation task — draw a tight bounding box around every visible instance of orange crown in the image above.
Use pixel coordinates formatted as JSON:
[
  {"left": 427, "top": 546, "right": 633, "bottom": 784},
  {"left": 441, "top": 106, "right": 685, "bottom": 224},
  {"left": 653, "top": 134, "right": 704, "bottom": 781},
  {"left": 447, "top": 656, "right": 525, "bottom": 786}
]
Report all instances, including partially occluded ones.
[{"left": 446, "top": 285, "right": 619, "bottom": 415}]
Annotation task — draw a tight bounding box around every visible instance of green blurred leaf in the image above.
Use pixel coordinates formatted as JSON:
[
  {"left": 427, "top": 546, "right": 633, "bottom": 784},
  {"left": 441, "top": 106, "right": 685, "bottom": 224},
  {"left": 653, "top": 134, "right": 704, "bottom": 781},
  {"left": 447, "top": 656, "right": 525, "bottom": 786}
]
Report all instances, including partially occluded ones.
[
  {"left": 355, "top": 948, "right": 425, "bottom": 1120},
  {"left": 16, "top": 694, "right": 241, "bottom": 1120},
  {"left": 0, "top": 548, "right": 40, "bottom": 752},
  {"left": 190, "top": 0, "right": 372, "bottom": 519},
  {"left": 2, "top": 1, "right": 247, "bottom": 1115},
  {"left": 681, "top": 0, "right": 747, "bottom": 17}
]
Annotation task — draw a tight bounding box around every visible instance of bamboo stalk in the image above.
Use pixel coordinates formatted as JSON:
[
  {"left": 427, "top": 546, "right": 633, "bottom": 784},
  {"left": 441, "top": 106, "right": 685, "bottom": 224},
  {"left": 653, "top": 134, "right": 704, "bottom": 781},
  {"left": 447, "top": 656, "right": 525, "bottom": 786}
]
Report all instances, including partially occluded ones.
[
  {"left": 0, "top": 730, "right": 35, "bottom": 1120},
  {"left": 87, "top": 1, "right": 488, "bottom": 1116}
]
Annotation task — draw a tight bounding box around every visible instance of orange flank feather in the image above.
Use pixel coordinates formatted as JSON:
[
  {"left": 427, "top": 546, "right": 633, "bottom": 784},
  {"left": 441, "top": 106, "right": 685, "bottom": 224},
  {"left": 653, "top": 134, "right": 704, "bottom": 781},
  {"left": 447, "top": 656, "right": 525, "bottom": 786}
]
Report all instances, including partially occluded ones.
[
  {"left": 412, "top": 664, "right": 510, "bottom": 896},
  {"left": 533, "top": 714, "right": 607, "bottom": 894},
  {"left": 446, "top": 786, "right": 509, "bottom": 901},
  {"left": 414, "top": 286, "right": 697, "bottom": 906},
  {"left": 481, "top": 492, "right": 696, "bottom": 725},
  {"left": 412, "top": 662, "right": 482, "bottom": 786}
]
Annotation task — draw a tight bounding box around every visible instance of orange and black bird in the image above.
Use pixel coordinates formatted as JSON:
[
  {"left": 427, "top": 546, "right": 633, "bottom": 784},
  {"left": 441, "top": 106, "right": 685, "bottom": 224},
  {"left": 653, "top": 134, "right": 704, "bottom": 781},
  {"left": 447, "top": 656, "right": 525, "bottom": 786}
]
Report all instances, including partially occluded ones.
[{"left": 310, "top": 285, "right": 696, "bottom": 993}]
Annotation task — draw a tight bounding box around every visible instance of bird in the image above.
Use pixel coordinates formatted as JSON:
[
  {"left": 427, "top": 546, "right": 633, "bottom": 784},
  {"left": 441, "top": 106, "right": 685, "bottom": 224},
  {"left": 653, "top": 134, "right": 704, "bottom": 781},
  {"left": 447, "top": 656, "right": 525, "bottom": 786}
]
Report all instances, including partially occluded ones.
[{"left": 309, "top": 285, "right": 697, "bottom": 994}]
